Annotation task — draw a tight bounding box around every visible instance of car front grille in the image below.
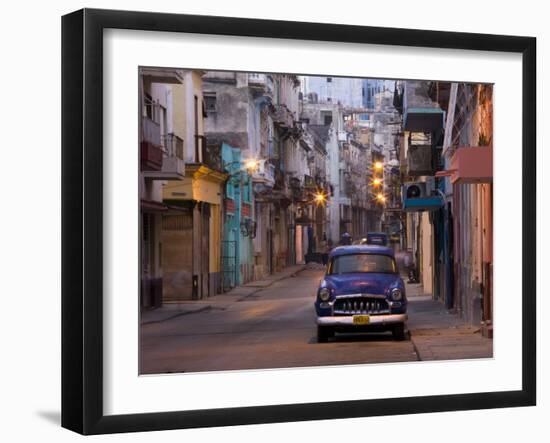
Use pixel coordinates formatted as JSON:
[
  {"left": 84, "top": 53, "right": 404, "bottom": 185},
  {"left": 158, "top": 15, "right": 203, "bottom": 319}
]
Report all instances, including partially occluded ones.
[{"left": 333, "top": 296, "right": 390, "bottom": 315}]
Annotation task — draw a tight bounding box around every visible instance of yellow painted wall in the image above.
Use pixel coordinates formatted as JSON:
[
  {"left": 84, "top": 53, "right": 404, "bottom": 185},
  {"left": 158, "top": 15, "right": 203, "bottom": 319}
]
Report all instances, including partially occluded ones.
[
  {"left": 420, "top": 212, "right": 433, "bottom": 294},
  {"left": 192, "top": 179, "right": 222, "bottom": 204},
  {"left": 209, "top": 204, "right": 221, "bottom": 273},
  {"left": 163, "top": 177, "right": 223, "bottom": 205},
  {"left": 171, "top": 83, "right": 186, "bottom": 139}
]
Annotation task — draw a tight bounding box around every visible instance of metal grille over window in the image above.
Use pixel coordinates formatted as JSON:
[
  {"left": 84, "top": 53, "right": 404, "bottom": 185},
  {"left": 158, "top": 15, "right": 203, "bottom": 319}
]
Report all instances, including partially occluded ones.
[{"left": 162, "top": 215, "right": 192, "bottom": 231}]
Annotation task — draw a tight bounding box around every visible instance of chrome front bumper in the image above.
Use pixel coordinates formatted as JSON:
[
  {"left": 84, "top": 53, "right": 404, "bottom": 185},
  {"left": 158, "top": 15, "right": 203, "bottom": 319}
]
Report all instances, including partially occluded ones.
[{"left": 317, "top": 314, "right": 408, "bottom": 326}]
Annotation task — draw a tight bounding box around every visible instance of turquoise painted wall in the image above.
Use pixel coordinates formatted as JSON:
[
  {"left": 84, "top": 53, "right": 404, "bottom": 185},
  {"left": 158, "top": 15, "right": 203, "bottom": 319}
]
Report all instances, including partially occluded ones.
[{"left": 221, "top": 143, "right": 254, "bottom": 286}]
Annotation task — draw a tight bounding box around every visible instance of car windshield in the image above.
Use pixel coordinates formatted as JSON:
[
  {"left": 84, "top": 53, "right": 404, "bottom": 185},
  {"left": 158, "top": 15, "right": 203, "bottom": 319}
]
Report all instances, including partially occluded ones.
[{"left": 329, "top": 253, "right": 396, "bottom": 274}]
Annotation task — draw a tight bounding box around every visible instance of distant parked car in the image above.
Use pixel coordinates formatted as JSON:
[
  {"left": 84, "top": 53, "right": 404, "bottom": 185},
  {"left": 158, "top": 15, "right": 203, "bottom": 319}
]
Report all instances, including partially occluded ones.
[
  {"left": 352, "top": 232, "right": 389, "bottom": 246},
  {"left": 366, "top": 232, "right": 389, "bottom": 246},
  {"left": 314, "top": 245, "right": 407, "bottom": 342}
]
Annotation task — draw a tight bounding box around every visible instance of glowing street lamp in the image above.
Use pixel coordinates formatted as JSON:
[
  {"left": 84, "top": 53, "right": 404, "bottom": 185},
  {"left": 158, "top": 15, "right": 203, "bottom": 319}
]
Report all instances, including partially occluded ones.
[
  {"left": 313, "top": 192, "right": 327, "bottom": 205},
  {"left": 372, "top": 177, "right": 383, "bottom": 187},
  {"left": 243, "top": 158, "right": 260, "bottom": 174},
  {"left": 376, "top": 193, "right": 386, "bottom": 203},
  {"left": 373, "top": 161, "right": 384, "bottom": 171}
]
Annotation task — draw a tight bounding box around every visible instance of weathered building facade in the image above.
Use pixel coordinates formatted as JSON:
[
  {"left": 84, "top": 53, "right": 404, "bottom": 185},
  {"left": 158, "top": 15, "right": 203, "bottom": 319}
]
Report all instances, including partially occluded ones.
[
  {"left": 397, "top": 80, "right": 493, "bottom": 333},
  {"left": 438, "top": 82, "right": 493, "bottom": 333},
  {"left": 202, "top": 72, "right": 312, "bottom": 285},
  {"left": 160, "top": 70, "right": 226, "bottom": 302},
  {"left": 139, "top": 67, "right": 186, "bottom": 308}
]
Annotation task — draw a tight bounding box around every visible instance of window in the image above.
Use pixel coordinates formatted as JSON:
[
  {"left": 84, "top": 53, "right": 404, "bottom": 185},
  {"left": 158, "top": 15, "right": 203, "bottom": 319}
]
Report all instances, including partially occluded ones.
[
  {"left": 242, "top": 178, "right": 252, "bottom": 203},
  {"left": 144, "top": 93, "right": 153, "bottom": 119},
  {"left": 326, "top": 77, "right": 332, "bottom": 83},
  {"left": 323, "top": 114, "right": 333, "bottom": 126},
  {"left": 328, "top": 254, "right": 397, "bottom": 275},
  {"left": 226, "top": 181, "right": 235, "bottom": 199},
  {"left": 204, "top": 92, "right": 217, "bottom": 113}
]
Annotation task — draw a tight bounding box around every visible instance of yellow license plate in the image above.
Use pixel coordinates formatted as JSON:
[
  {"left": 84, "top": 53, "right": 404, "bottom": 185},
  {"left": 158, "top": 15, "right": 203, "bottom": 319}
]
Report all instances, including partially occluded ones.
[{"left": 353, "top": 315, "right": 370, "bottom": 325}]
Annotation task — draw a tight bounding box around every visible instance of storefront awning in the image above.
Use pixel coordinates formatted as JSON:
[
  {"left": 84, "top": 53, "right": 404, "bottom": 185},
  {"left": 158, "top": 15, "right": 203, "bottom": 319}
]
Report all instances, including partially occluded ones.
[
  {"left": 449, "top": 146, "right": 493, "bottom": 184},
  {"left": 140, "top": 199, "right": 167, "bottom": 213}
]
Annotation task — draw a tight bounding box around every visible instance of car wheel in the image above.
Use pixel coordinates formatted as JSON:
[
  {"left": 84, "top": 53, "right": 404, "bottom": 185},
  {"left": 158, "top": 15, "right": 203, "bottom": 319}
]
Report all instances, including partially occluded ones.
[
  {"left": 392, "top": 323, "right": 406, "bottom": 341},
  {"left": 317, "top": 326, "right": 334, "bottom": 343}
]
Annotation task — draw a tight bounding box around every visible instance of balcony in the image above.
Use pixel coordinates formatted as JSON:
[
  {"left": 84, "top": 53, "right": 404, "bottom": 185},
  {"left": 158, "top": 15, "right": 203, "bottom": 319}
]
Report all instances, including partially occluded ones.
[
  {"left": 339, "top": 159, "right": 351, "bottom": 172},
  {"left": 252, "top": 160, "right": 276, "bottom": 186},
  {"left": 273, "top": 166, "right": 286, "bottom": 190},
  {"left": 403, "top": 81, "right": 444, "bottom": 132},
  {"left": 304, "top": 175, "right": 316, "bottom": 190},
  {"left": 289, "top": 177, "right": 306, "bottom": 202},
  {"left": 248, "top": 73, "right": 274, "bottom": 97},
  {"left": 140, "top": 67, "right": 184, "bottom": 84},
  {"left": 407, "top": 144, "right": 433, "bottom": 176},
  {"left": 194, "top": 135, "right": 223, "bottom": 172},
  {"left": 140, "top": 116, "right": 163, "bottom": 171},
  {"left": 272, "top": 104, "right": 295, "bottom": 129},
  {"left": 143, "top": 133, "right": 185, "bottom": 180},
  {"left": 248, "top": 73, "right": 266, "bottom": 89}
]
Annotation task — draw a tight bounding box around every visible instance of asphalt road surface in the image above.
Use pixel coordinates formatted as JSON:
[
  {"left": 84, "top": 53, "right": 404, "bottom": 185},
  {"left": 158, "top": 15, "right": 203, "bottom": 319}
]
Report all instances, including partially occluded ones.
[{"left": 140, "top": 267, "right": 421, "bottom": 374}]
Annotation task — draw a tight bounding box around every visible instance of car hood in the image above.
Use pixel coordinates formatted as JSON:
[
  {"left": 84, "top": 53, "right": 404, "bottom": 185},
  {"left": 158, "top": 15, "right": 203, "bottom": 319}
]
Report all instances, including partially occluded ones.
[{"left": 324, "top": 273, "right": 400, "bottom": 295}]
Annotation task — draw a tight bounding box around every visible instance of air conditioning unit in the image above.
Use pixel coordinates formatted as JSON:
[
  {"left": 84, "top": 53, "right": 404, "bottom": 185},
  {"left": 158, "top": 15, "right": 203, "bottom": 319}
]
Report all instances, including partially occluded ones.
[
  {"left": 403, "top": 182, "right": 428, "bottom": 200},
  {"left": 402, "top": 181, "right": 443, "bottom": 212}
]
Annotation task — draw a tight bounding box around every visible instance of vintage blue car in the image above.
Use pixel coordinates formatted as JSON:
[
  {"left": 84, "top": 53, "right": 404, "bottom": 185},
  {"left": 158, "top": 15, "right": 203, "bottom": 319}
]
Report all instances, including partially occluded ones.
[{"left": 314, "top": 245, "right": 407, "bottom": 342}]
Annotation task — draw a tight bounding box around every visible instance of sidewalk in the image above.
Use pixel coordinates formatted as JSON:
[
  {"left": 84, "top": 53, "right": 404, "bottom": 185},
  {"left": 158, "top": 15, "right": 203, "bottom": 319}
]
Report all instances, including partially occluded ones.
[
  {"left": 405, "top": 282, "right": 493, "bottom": 361},
  {"left": 141, "top": 264, "right": 306, "bottom": 325},
  {"left": 241, "top": 264, "right": 306, "bottom": 288}
]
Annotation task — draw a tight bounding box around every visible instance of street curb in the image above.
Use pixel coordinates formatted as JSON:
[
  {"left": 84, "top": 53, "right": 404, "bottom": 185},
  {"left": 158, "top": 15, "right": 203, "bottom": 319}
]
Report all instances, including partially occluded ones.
[
  {"left": 141, "top": 305, "right": 213, "bottom": 326},
  {"left": 142, "top": 265, "right": 309, "bottom": 321},
  {"left": 241, "top": 265, "right": 307, "bottom": 289}
]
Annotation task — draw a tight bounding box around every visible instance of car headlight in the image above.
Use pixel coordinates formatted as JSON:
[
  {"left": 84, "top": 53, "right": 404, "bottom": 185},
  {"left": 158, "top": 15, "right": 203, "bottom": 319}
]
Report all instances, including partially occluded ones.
[
  {"left": 318, "top": 288, "right": 331, "bottom": 302},
  {"left": 391, "top": 288, "right": 403, "bottom": 301}
]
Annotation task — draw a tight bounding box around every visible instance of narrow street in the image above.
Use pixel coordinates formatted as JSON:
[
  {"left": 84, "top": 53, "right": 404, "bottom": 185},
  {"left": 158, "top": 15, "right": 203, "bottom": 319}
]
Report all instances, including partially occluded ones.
[
  {"left": 139, "top": 71, "right": 494, "bottom": 374},
  {"left": 140, "top": 266, "right": 492, "bottom": 374}
]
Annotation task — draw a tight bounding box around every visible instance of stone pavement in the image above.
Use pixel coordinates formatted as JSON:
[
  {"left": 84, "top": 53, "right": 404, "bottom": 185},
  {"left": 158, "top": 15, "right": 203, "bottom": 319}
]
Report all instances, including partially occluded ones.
[
  {"left": 140, "top": 264, "right": 306, "bottom": 325},
  {"left": 405, "top": 282, "right": 493, "bottom": 361}
]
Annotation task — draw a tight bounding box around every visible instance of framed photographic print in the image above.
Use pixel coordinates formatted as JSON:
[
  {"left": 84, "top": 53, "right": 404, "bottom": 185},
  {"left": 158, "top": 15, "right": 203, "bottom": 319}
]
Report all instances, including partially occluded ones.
[{"left": 61, "top": 8, "right": 536, "bottom": 435}]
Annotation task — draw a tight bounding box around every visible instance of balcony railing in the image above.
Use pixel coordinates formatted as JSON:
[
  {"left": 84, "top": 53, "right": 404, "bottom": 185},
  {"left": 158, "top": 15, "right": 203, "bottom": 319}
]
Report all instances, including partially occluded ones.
[
  {"left": 248, "top": 73, "right": 266, "bottom": 87},
  {"left": 273, "top": 166, "right": 286, "bottom": 191},
  {"left": 272, "top": 104, "right": 294, "bottom": 129},
  {"left": 252, "top": 161, "right": 276, "bottom": 186},
  {"left": 143, "top": 132, "right": 185, "bottom": 180},
  {"left": 141, "top": 141, "right": 163, "bottom": 171},
  {"left": 142, "top": 116, "right": 161, "bottom": 145},
  {"left": 140, "top": 116, "right": 163, "bottom": 171},
  {"left": 248, "top": 73, "right": 274, "bottom": 97},
  {"left": 163, "top": 133, "right": 184, "bottom": 159},
  {"left": 194, "top": 135, "right": 223, "bottom": 172},
  {"left": 304, "top": 175, "right": 316, "bottom": 190}
]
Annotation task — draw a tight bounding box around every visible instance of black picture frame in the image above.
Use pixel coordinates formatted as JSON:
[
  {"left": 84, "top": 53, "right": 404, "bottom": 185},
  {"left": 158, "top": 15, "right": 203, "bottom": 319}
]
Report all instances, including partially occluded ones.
[{"left": 62, "top": 8, "right": 536, "bottom": 435}]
